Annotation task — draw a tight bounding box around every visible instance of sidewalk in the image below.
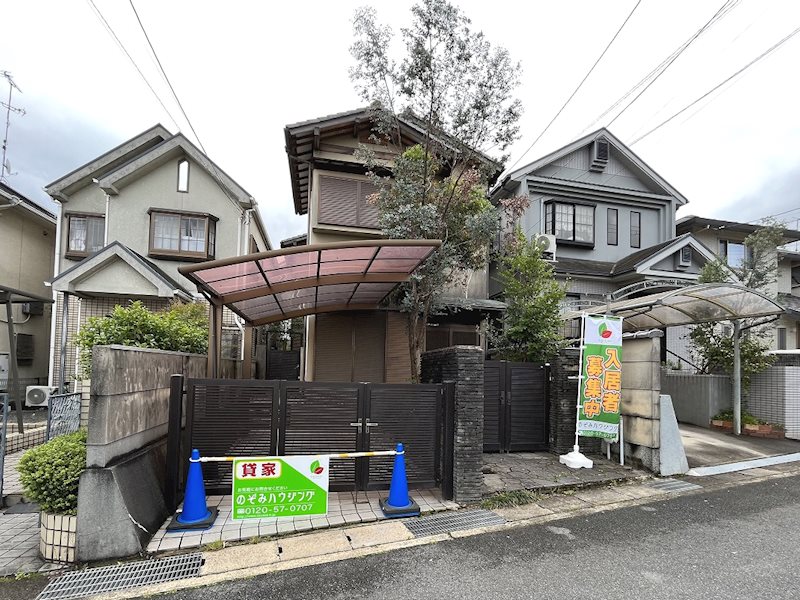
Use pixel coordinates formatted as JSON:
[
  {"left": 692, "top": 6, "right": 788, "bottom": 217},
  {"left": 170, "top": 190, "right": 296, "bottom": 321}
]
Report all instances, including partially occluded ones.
[{"left": 148, "top": 488, "right": 458, "bottom": 553}]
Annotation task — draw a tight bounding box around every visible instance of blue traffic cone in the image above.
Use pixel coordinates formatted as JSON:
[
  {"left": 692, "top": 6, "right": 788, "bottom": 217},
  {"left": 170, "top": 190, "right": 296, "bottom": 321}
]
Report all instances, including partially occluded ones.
[
  {"left": 380, "top": 443, "right": 420, "bottom": 518},
  {"left": 167, "top": 449, "right": 218, "bottom": 531}
]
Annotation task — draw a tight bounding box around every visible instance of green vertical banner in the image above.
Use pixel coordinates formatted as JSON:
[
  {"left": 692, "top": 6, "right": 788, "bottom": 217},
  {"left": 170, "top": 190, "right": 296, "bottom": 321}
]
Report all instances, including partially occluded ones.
[
  {"left": 578, "top": 315, "right": 623, "bottom": 440},
  {"left": 232, "top": 456, "right": 329, "bottom": 519}
]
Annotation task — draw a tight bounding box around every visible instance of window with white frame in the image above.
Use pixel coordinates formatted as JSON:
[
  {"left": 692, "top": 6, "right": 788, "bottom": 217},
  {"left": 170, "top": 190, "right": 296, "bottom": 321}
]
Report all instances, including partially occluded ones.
[
  {"left": 719, "top": 240, "right": 746, "bottom": 268},
  {"left": 177, "top": 159, "right": 190, "bottom": 192},
  {"left": 66, "top": 213, "right": 105, "bottom": 258},
  {"left": 544, "top": 202, "right": 594, "bottom": 244},
  {"left": 148, "top": 209, "right": 217, "bottom": 260},
  {"left": 630, "top": 211, "right": 641, "bottom": 248}
]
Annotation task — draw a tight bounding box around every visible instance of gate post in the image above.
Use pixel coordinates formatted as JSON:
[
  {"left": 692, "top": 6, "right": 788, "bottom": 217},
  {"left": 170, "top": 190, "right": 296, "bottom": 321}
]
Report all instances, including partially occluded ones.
[{"left": 164, "top": 374, "right": 185, "bottom": 512}]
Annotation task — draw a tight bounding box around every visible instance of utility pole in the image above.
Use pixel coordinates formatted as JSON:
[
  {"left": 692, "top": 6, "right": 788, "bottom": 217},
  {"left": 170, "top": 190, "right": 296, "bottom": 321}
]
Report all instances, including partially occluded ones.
[{"left": 1, "top": 71, "right": 25, "bottom": 183}]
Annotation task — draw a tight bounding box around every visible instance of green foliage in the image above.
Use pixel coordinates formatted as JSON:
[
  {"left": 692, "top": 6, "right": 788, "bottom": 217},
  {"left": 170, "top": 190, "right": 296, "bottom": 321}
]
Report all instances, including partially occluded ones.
[
  {"left": 712, "top": 410, "right": 763, "bottom": 426},
  {"left": 689, "top": 223, "right": 784, "bottom": 391},
  {"left": 74, "top": 301, "right": 208, "bottom": 378},
  {"left": 491, "top": 231, "right": 566, "bottom": 362},
  {"left": 17, "top": 430, "right": 87, "bottom": 515}
]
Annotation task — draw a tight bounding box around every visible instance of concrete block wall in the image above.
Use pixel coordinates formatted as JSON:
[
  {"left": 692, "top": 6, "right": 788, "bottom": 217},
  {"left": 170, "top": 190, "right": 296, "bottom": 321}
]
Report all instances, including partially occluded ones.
[
  {"left": 662, "top": 371, "right": 730, "bottom": 427},
  {"left": 87, "top": 345, "right": 205, "bottom": 467},
  {"left": 421, "top": 346, "right": 484, "bottom": 504}
]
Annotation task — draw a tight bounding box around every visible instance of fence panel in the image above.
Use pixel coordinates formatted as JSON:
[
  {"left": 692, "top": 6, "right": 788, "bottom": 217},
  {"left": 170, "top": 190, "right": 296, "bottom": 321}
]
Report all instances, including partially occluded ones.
[{"left": 46, "top": 393, "right": 82, "bottom": 440}]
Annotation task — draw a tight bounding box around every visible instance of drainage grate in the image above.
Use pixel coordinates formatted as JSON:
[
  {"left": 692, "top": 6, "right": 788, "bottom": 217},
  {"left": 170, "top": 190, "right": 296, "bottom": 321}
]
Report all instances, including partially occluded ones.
[
  {"left": 37, "top": 553, "right": 203, "bottom": 600},
  {"left": 647, "top": 478, "right": 703, "bottom": 493},
  {"left": 404, "top": 509, "right": 506, "bottom": 538}
]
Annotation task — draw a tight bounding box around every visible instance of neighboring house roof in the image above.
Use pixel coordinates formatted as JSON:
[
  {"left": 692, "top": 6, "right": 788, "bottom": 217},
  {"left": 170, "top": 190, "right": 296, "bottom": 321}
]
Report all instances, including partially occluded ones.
[
  {"left": 778, "top": 293, "right": 800, "bottom": 320},
  {"left": 552, "top": 234, "right": 719, "bottom": 279},
  {"left": 676, "top": 215, "right": 800, "bottom": 243},
  {"left": 493, "top": 128, "right": 689, "bottom": 205},
  {"left": 49, "top": 241, "right": 193, "bottom": 300},
  {"left": 281, "top": 233, "right": 308, "bottom": 248},
  {"left": 284, "top": 106, "right": 504, "bottom": 215},
  {"left": 0, "top": 182, "right": 56, "bottom": 223},
  {"left": 45, "top": 124, "right": 171, "bottom": 200}
]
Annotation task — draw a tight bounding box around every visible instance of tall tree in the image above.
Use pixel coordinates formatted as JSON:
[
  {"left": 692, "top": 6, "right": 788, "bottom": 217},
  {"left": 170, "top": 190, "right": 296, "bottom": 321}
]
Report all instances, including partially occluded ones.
[
  {"left": 350, "top": 0, "right": 522, "bottom": 379},
  {"left": 690, "top": 223, "right": 785, "bottom": 391}
]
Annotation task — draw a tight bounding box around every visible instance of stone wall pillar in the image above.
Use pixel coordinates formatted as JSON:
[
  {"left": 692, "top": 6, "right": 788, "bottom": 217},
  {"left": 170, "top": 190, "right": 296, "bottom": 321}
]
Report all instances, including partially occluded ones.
[
  {"left": 548, "top": 348, "right": 601, "bottom": 455},
  {"left": 421, "top": 346, "right": 484, "bottom": 504}
]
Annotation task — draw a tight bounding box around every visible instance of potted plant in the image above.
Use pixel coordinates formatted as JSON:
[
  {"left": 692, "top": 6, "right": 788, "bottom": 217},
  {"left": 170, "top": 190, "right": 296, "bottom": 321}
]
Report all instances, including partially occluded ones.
[{"left": 17, "top": 430, "right": 87, "bottom": 564}]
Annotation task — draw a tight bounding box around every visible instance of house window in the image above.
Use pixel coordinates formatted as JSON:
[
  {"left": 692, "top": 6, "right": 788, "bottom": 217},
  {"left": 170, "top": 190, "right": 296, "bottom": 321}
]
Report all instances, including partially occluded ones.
[
  {"left": 148, "top": 209, "right": 217, "bottom": 260},
  {"left": 544, "top": 202, "right": 594, "bottom": 244},
  {"left": 720, "top": 240, "right": 746, "bottom": 268},
  {"left": 777, "top": 327, "right": 787, "bottom": 350},
  {"left": 607, "top": 208, "right": 618, "bottom": 246},
  {"left": 66, "top": 213, "right": 105, "bottom": 258},
  {"left": 177, "top": 159, "right": 190, "bottom": 193},
  {"left": 317, "top": 174, "right": 380, "bottom": 229},
  {"left": 630, "top": 211, "right": 641, "bottom": 248}
]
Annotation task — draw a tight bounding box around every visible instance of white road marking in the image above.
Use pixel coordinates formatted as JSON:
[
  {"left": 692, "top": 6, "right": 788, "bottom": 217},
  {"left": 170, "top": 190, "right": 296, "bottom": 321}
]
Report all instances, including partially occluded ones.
[{"left": 687, "top": 452, "right": 800, "bottom": 477}]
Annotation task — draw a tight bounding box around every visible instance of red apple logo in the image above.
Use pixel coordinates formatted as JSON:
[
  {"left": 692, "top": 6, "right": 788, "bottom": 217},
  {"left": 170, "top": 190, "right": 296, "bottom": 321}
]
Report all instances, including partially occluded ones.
[
  {"left": 599, "top": 322, "right": 612, "bottom": 339},
  {"left": 314, "top": 466, "right": 324, "bottom": 475}
]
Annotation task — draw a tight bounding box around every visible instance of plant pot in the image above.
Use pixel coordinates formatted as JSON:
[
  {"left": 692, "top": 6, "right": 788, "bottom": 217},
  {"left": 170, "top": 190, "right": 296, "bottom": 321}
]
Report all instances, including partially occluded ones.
[{"left": 40, "top": 511, "right": 77, "bottom": 564}]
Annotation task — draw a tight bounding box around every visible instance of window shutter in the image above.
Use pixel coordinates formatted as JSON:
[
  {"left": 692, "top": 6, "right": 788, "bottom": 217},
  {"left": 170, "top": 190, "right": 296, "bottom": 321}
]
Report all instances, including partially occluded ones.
[
  {"left": 314, "top": 313, "right": 354, "bottom": 382},
  {"left": 318, "top": 175, "right": 358, "bottom": 227},
  {"left": 359, "top": 181, "right": 380, "bottom": 229}
]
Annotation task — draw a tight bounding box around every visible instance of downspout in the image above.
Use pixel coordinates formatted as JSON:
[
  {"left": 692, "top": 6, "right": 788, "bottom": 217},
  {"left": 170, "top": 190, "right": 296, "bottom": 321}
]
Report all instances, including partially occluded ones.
[
  {"left": 92, "top": 178, "right": 110, "bottom": 245},
  {"left": 234, "top": 208, "right": 255, "bottom": 361},
  {"left": 46, "top": 198, "right": 62, "bottom": 388}
]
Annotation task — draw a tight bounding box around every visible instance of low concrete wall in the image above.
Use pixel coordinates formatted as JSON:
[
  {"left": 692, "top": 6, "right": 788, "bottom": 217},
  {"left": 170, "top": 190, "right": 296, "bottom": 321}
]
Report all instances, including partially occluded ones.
[
  {"left": 77, "top": 345, "right": 205, "bottom": 561},
  {"left": 662, "top": 370, "right": 730, "bottom": 428},
  {"left": 87, "top": 345, "right": 205, "bottom": 467}
]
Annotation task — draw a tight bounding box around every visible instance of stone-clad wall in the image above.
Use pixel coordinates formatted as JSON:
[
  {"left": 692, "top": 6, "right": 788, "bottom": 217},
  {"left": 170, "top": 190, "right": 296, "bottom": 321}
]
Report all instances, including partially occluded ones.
[
  {"left": 548, "top": 349, "right": 601, "bottom": 455},
  {"left": 421, "top": 346, "right": 484, "bottom": 504}
]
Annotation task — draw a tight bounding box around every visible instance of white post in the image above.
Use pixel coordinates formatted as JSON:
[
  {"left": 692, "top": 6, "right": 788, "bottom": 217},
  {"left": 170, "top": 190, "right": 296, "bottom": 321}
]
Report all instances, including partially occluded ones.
[
  {"left": 560, "top": 313, "right": 593, "bottom": 469},
  {"left": 619, "top": 417, "right": 625, "bottom": 466},
  {"left": 733, "top": 319, "right": 742, "bottom": 436}
]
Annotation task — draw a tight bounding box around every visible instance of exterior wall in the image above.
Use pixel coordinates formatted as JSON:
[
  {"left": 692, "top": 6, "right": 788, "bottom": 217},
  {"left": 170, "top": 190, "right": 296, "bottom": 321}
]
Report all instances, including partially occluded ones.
[
  {"left": 0, "top": 204, "right": 56, "bottom": 383},
  {"left": 548, "top": 348, "right": 601, "bottom": 455},
  {"left": 58, "top": 157, "right": 247, "bottom": 290},
  {"left": 662, "top": 370, "right": 730, "bottom": 427}
]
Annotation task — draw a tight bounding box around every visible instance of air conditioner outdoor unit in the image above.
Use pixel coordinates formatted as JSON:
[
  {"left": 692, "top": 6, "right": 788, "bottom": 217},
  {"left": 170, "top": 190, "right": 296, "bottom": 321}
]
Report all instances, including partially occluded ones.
[
  {"left": 535, "top": 234, "right": 557, "bottom": 262},
  {"left": 25, "top": 385, "right": 56, "bottom": 408},
  {"left": 676, "top": 246, "right": 693, "bottom": 269}
]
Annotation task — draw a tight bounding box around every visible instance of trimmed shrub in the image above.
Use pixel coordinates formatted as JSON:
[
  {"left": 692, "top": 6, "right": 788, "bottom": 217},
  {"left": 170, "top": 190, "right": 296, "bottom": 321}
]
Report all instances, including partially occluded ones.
[
  {"left": 17, "top": 430, "right": 87, "bottom": 515},
  {"left": 74, "top": 300, "right": 208, "bottom": 377}
]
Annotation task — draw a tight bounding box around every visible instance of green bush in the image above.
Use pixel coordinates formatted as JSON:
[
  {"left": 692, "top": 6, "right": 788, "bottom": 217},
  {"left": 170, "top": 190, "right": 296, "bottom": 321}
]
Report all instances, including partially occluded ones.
[
  {"left": 17, "top": 430, "right": 87, "bottom": 515},
  {"left": 74, "top": 301, "right": 208, "bottom": 377},
  {"left": 712, "top": 410, "right": 763, "bottom": 426}
]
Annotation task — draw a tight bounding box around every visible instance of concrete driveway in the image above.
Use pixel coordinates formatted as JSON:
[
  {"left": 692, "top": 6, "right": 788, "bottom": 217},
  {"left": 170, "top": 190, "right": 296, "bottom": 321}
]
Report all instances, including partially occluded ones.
[{"left": 680, "top": 423, "right": 800, "bottom": 468}]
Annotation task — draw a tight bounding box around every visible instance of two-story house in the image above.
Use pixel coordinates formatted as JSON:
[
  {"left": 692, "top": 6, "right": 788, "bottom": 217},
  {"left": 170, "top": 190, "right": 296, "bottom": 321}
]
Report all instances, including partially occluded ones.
[
  {"left": 44, "top": 125, "right": 270, "bottom": 389},
  {"left": 0, "top": 182, "right": 56, "bottom": 390},
  {"left": 284, "top": 108, "right": 504, "bottom": 383},
  {"left": 675, "top": 216, "right": 800, "bottom": 355}
]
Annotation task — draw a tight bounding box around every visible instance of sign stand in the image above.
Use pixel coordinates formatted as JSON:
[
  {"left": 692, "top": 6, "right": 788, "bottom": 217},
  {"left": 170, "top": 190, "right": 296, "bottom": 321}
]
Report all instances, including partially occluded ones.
[{"left": 560, "top": 314, "right": 593, "bottom": 470}]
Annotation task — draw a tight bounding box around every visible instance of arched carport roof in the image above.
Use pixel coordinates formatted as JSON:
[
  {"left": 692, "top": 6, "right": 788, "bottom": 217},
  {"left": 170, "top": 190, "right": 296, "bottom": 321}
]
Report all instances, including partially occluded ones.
[
  {"left": 562, "top": 283, "right": 785, "bottom": 332},
  {"left": 179, "top": 239, "right": 441, "bottom": 325}
]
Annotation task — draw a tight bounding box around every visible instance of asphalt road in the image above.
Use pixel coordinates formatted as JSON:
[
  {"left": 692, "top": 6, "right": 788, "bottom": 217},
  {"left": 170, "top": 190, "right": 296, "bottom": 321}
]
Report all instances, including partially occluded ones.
[{"left": 148, "top": 474, "right": 800, "bottom": 600}]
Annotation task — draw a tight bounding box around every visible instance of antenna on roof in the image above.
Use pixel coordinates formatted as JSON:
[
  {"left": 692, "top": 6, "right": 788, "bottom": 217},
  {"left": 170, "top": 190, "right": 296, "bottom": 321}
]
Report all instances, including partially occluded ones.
[{"left": 0, "top": 70, "right": 26, "bottom": 183}]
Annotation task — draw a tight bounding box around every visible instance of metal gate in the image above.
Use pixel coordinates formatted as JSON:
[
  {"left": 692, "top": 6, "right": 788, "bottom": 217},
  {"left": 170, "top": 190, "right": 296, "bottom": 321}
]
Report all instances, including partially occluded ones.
[
  {"left": 484, "top": 361, "right": 549, "bottom": 452},
  {"left": 169, "top": 377, "right": 451, "bottom": 499}
]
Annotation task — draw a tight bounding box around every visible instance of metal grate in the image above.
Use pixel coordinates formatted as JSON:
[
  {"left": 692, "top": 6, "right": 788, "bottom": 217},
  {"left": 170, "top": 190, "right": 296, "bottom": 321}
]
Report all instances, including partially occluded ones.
[
  {"left": 36, "top": 553, "right": 203, "bottom": 600},
  {"left": 404, "top": 509, "right": 506, "bottom": 538},
  {"left": 647, "top": 478, "right": 703, "bottom": 493}
]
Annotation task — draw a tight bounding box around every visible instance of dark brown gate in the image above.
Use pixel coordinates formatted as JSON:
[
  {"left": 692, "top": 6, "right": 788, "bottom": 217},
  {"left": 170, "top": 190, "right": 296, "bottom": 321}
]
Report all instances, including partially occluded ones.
[
  {"left": 484, "top": 361, "right": 549, "bottom": 452},
  {"left": 172, "top": 378, "right": 449, "bottom": 497}
]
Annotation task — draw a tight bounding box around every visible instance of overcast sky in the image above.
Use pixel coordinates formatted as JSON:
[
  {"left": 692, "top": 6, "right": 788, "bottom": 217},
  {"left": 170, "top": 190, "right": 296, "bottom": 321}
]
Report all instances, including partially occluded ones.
[{"left": 2, "top": 0, "right": 800, "bottom": 246}]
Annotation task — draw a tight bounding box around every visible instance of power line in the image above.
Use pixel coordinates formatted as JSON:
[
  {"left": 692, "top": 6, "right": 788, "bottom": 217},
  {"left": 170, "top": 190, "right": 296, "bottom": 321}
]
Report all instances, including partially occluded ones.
[
  {"left": 579, "top": 0, "right": 738, "bottom": 136},
  {"left": 605, "top": 0, "right": 738, "bottom": 129},
  {"left": 127, "top": 0, "right": 207, "bottom": 154},
  {"left": 85, "top": 0, "right": 180, "bottom": 131},
  {"left": 630, "top": 24, "right": 800, "bottom": 145},
  {"left": 505, "top": 0, "right": 642, "bottom": 175}
]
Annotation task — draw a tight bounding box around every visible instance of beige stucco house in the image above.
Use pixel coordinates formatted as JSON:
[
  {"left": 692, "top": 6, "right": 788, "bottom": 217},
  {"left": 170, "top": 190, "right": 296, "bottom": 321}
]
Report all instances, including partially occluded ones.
[
  {"left": 0, "top": 182, "right": 56, "bottom": 388},
  {"left": 45, "top": 125, "right": 271, "bottom": 389},
  {"left": 284, "top": 108, "right": 504, "bottom": 383}
]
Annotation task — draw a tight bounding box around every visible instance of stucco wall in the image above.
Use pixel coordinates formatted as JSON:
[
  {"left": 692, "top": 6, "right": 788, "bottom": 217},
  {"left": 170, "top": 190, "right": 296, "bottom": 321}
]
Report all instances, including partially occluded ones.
[{"left": 0, "top": 204, "right": 55, "bottom": 381}]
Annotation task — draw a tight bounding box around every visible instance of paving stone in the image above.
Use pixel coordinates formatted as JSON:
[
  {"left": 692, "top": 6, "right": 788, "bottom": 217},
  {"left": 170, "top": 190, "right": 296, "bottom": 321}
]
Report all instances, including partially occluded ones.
[
  {"left": 278, "top": 530, "right": 351, "bottom": 560},
  {"left": 493, "top": 503, "right": 554, "bottom": 521},
  {"left": 203, "top": 540, "right": 281, "bottom": 575},
  {"left": 346, "top": 521, "right": 414, "bottom": 549},
  {"left": 536, "top": 495, "right": 590, "bottom": 512},
  {"left": 574, "top": 487, "right": 635, "bottom": 505}
]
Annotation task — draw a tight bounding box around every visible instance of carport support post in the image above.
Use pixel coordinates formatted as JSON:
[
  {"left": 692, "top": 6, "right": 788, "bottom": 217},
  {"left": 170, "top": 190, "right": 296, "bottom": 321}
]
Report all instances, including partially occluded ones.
[
  {"left": 4, "top": 298, "right": 24, "bottom": 433},
  {"left": 733, "top": 319, "right": 742, "bottom": 436}
]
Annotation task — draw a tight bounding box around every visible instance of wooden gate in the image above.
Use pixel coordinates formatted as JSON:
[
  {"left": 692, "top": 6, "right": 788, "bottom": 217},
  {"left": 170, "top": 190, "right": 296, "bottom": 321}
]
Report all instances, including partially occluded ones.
[
  {"left": 484, "top": 361, "right": 549, "bottom": 452},
  {"left": 171, "top": 378, "right": 451, "bottom": 497}
]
